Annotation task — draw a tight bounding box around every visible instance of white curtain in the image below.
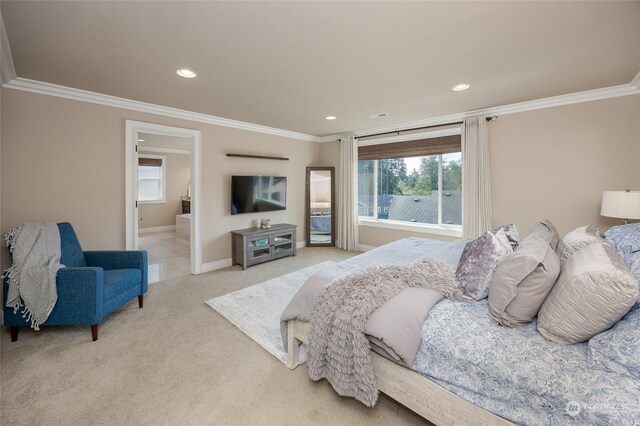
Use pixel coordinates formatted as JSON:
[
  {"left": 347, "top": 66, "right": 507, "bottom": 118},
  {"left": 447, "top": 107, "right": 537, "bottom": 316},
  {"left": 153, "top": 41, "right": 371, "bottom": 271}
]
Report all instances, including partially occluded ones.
[
  {"left": 462, "top": 116, "right": 493, "bottom": 239},
  {"left": 336, "top": 135, "right": 359, "bottom": 251}
]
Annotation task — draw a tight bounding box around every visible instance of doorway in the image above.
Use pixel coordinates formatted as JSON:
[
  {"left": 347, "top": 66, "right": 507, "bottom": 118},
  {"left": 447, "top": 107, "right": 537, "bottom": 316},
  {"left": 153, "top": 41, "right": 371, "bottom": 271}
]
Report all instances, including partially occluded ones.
[
  {"left": 306, "top": 167, "right": 335, "bottom": 246},
  {"left": 137, "top": 133, "right": 191, "bottom": 282},
  {"left": 125, "top": 121, "right": 202, "bottom": 277}
]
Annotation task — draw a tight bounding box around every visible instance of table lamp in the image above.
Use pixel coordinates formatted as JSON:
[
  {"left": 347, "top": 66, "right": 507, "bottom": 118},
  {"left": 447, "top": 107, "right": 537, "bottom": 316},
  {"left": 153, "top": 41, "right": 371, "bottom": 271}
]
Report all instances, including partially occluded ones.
[{"left": 601, "top": 189, "right": 640, "bottom": 224}]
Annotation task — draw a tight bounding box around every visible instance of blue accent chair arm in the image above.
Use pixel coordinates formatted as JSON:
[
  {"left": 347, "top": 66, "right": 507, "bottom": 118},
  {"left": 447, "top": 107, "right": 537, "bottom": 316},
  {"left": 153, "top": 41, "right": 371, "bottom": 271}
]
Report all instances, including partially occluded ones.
[
  {"left": 2, "top": 268, "right": 104, "bottom": 327},
  {"left": 51, "top": 267, "right": 104, "bottom": 325},
  {"left": 84, "top": 250, "right": 148, "bottom": 295}
]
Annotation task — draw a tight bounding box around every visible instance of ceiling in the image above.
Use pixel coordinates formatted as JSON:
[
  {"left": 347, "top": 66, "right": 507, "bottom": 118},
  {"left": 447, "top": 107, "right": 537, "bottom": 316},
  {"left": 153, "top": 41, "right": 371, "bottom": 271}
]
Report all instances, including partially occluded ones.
[{"left": 2, "top": 1, "right": 640, "bottom": 137}]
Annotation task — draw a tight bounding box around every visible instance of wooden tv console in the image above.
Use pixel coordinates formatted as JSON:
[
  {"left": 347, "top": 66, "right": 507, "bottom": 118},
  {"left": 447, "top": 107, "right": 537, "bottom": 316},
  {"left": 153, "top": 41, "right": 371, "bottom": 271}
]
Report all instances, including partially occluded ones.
[{"left": 231, "top": 223, "right": 297, "bottom": 270}]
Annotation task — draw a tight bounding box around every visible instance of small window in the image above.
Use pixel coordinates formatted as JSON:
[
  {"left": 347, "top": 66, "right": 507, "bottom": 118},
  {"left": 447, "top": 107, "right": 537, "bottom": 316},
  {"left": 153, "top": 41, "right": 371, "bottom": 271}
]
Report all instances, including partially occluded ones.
[{"left": 138, "top": 155, "right": 166, "bottom": 203}]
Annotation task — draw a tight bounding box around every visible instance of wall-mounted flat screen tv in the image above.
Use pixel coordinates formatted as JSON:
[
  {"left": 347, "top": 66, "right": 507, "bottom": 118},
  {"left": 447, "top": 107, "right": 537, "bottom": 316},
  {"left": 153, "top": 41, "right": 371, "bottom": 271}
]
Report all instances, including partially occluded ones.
[{"left": 231, "top": 175, "right": 287, "bottom": 215}]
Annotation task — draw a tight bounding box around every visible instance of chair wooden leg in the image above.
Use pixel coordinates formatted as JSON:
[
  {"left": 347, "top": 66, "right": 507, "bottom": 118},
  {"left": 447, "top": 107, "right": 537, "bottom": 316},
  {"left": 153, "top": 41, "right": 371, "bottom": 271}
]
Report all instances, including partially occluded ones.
[
  {"left": 10, "top": 326, "right": 18, "bottom": 342},
  {"left": 138, "top": 295, "right": 144, "bottom": 308},
  {"left": 91, "top": 324, "right": 98, "bottom": 342}
]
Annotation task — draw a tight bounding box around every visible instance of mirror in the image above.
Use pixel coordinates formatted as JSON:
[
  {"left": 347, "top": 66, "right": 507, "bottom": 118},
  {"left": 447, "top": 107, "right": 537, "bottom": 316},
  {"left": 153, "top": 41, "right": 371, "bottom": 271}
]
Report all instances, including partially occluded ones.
[{"left": 306, "top": 167, "right": 335, "bottom": 246}]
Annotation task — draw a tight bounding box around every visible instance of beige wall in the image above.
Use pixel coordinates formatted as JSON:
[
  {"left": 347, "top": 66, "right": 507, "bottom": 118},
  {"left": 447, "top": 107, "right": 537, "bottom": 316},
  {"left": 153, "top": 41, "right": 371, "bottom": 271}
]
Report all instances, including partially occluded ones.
[
  {"left": 320, "top": 94, "right": 640, "bottom": 248},
  {"left": 0, "top": 89, "right": 321, "bottom": 268},
  {"left": 3, "top": 88, "right": 638, "bottom": 263},
  {"left": 139, "top": 152, "right": 190, "bottom": 229},
  {"left": 490, "top": 94, "right": 640, "bottom": 236},
  {"left": 318, "top": 140, "right": 340, "bottom": 171}
]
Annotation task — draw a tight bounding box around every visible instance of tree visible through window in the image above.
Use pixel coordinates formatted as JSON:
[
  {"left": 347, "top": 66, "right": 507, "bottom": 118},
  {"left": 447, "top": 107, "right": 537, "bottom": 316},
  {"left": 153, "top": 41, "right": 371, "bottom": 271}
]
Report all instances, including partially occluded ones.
[{"left": 358, "top": 153, "right": 462, "bottom": 225}]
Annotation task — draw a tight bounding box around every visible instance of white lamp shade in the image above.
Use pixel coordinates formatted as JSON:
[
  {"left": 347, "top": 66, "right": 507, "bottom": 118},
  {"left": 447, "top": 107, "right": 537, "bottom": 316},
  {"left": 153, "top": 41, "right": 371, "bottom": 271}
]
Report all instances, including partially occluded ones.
[{"left": 601, "top": 190, "right": 640, "bottom": 220}]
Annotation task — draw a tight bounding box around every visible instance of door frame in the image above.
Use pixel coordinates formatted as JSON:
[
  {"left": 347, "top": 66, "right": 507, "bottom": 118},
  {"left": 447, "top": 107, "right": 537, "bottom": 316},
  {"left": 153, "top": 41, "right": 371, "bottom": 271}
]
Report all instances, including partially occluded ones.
[
  {"left": 125, "top": 120, "right": 202, "bottom": 274},
  {"left": 306, "top": 166, "right": 336, "bottom": 247}
]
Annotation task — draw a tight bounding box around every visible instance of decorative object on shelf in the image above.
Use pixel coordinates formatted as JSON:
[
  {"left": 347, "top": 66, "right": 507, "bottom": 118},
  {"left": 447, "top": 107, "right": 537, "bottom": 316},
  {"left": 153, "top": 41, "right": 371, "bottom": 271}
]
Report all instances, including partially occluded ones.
[
  {"left": 226, "top": 153, "right": 289, "bottom": 161},
  {"left": 601, "top": 189, "right": 640, "bottom": 224},
  {"left": 262, "top": 219, "right": 271, "bottom": 229},
  {"left": 250, "top": 238, "right": 269, "bottom": 248}
]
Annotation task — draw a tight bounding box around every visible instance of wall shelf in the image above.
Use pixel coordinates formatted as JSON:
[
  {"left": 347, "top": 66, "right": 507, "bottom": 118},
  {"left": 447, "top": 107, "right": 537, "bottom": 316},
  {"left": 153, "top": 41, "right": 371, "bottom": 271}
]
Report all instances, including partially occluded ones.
[{"left": 226, "top": 153, "right": 289, "bottom": 161}]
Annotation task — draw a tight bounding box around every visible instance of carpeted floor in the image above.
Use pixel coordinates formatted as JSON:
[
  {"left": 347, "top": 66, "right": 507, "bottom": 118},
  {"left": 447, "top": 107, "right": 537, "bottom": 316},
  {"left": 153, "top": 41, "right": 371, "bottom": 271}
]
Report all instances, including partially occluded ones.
[
  {"left": 0, "top": 247, "right": 430, "bottom": 425},
  {"left": 206, "top": 261, "right": 335, "bottom": 365}
]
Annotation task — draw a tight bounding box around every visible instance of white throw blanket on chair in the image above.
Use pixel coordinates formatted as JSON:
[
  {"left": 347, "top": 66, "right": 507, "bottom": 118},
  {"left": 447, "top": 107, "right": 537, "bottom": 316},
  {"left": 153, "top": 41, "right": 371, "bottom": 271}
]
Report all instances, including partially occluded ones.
[{"left": 4, "top": 223, "right": 63, "bottom": 330}]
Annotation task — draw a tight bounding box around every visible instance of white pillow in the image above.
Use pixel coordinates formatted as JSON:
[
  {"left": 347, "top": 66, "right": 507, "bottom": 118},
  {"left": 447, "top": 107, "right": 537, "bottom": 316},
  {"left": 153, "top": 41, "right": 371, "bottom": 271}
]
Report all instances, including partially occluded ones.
[
  {"left": 556, "top": 225, "right": 602, "bottom": 265},
  {"left": 538, "top": 242, "right": 638, "bottom": 344},
  {"left": 526, "top": 219, "right": 560, "bottom": 250},
  {"left": 488, "top": 235, "right": 560, "bottom": 327}
]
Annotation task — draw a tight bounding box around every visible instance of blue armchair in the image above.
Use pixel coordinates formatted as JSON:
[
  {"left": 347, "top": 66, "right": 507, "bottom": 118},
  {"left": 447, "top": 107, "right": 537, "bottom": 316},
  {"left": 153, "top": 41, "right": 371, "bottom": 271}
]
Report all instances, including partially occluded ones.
[{"left": 3, "top": 222, "right": 148, "bottom": 342}]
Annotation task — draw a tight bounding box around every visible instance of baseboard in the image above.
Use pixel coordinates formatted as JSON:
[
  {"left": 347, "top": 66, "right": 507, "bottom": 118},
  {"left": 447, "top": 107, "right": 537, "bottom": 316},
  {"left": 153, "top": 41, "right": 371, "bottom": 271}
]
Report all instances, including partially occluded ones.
[
  {"left": 201, "top": 241, "right": 306, "bottom": 273},
  {"left": 138, "top": 225, "right": 176, "bottom": 234},
  {"left": 201, "top": 258, "right": 233, "bottom": 273},
  {"left": 358, "top": 244, "right": 376, "bottom": 252}
]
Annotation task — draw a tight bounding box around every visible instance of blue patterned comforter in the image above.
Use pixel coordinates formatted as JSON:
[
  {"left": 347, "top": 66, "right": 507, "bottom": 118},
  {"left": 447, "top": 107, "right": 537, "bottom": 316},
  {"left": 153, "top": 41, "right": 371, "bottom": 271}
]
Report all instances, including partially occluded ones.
[
  {"left": 411, "top": 298, "right": 640, "bottom": 425},
  {"left": 310, "top": 215, "right": 332, "bottom": 233}
]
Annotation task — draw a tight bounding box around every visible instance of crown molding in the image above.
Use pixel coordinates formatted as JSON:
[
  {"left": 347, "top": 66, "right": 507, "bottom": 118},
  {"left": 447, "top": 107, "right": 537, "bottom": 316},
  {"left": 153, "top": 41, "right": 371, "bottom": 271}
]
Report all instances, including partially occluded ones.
[
  {"left": 0, "top": 10, "right": 17, "bottom": 85},
  {"left": 481, "top": 82, "right": 640, "bottom": 117},
  {"left": 2, "top": 77, "right": 320, "bottom": 142},
  {"left": 315, "top": 80, "right": 640, "bottom": 142},
  {"left": 3, "top": 71, "right": 639, "bottom": 144}
]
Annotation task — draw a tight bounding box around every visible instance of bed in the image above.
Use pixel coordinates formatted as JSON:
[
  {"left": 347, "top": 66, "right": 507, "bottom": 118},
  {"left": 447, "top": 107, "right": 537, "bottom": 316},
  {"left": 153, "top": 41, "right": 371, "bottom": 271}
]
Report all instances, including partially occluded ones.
[
  {"left": 282, "top": 237, "right": 640, "bottom": 425},
  {"left": 286, "top": 319, "right": 512, "bottom": 426},
  {"left": 309, "top": 214, "right": 332, "bottom": 233}
]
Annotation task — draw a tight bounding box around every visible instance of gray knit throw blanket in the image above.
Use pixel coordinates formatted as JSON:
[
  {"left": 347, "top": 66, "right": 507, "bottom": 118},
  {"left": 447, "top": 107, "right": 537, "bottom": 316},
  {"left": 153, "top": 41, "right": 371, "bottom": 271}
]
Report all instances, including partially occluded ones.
[
  {"left": 3, "top": 223, "right": 62, "bottom": 330},
  {"left": 307, "top": 257, "right": 472, "bottom": 406}
]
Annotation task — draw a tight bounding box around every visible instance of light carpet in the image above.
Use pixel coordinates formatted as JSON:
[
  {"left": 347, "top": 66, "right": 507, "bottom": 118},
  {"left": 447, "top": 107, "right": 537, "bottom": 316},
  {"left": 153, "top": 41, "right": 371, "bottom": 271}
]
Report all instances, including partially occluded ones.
[
  {"left": 205, "top": 261, "right": 334, "bottom": 364},
  {"left": 2, "top": 248, "right": 428, "bottom": 425}
]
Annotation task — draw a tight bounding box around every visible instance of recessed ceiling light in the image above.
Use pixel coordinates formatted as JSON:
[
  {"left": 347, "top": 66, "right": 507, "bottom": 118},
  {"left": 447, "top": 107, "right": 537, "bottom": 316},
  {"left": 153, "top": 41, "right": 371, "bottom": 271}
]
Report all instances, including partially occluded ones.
[
  {"left": 452, "top": 83, "right": 470, "bottom": 91},
  {"left": 176, "top": 68, "right": 197, "bottom": 78},
  {"left": 137, "top": 139, "right": 145, "bottom": 142},
  {"left": 325, "top": 116, "right": 337, "bottom": 120}
]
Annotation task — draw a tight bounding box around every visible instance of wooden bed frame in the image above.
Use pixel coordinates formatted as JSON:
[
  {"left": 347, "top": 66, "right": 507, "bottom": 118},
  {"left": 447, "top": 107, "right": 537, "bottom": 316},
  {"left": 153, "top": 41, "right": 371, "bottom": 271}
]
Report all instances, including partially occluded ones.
[{"left": 287, "top": 319, "right": 513, "bottom": 426}]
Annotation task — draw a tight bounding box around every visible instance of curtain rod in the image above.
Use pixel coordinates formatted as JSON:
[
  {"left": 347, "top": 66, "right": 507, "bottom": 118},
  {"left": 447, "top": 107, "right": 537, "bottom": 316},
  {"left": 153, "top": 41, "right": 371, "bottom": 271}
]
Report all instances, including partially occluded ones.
[{"left": 354, "top": 116, "right": 497, "bottom": 140}]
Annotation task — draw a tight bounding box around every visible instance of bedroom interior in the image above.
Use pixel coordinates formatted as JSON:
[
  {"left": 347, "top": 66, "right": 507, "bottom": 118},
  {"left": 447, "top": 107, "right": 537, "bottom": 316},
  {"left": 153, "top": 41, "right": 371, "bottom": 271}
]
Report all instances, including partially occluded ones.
[{"left": 1, "top": 1, "right": 640, "bottom": 425}]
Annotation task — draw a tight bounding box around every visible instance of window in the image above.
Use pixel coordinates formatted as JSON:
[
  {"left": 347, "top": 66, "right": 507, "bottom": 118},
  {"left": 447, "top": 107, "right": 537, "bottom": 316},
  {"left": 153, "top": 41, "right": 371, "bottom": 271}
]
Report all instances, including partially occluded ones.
[
  {"left": 138, "top": 155, "right": 166, "bottom": 203},
  {"left": 357, "top": 132, "right": 462, "bottom": 231}
]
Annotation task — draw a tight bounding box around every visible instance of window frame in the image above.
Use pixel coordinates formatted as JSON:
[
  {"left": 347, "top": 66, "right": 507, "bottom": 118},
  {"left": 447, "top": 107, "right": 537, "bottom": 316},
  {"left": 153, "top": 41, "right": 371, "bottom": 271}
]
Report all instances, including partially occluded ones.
[
  {"left": 138, "top": 154, "right": 167, "bottom": 204},
  {"left": 357, "top": 129, "right": 463, "bottom": 238}
]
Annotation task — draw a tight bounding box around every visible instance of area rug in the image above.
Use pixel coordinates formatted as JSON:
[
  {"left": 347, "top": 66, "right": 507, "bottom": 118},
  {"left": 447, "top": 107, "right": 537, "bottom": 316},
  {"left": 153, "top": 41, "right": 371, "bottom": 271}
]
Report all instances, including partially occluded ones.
[{"left": 205, "top": 261, "right": 335, "bottom": 365}]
